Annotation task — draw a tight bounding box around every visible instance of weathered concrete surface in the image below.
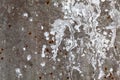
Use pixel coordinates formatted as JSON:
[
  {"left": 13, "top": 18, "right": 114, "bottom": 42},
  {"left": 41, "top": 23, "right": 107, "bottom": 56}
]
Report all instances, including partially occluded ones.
[{"left": 0, "top": 0, "right": 120, "bottom": 80}]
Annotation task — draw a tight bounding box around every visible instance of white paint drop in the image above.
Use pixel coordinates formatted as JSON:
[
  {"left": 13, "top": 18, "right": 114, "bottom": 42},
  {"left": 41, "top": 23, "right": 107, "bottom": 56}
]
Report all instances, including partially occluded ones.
[
  {"left": 36, "top": 14, "right": 38, "bottom": 16},
  {"left": 21, "top": 27, "right": 24, "bottom": 31},
  {"left": 23, "top": 13, "right": 28, "bottom": 17},
  {"left": 40, "top": 62, "right": 46, "bottom": 67},
  {"left": 23, "top": 47, "right": 26, "bottom": 51},
  {"left": 27, "top": 54, "right": 31, "bottom": 61},
  {"left": 34, "top": 51, "right": 38, "bottom": 54},
  {"left": 103, "top": 31, "right": 107, "bottom": 35},
  {"left": 105, "top": 9, "right": 108, "bottom": 12},
  {"left": 110, "top": 68, "right": 113, "bottom": 72},
  {"left": 57, "top": 58, "right": 61, "bottom": 62},
  {"left": 52, "top": 66, "right": 56, "bottom": 70},
  {"left": 81, "top": 54, "right": 85, "bottom": 57},
  {"left": 101, "top": 0, "right": 105, "bottom": 2},
  {"left": 54, "top": 2, "right": 59, "bottom": 7},
  {"left": 41, "top": 26, "right": 44, "bottom": 30},
  {"left": 24, "top": 65, "right": 27, "bottom": 68},
  {"left": 29, "top": 18, "right": 33, "bottom": 22}
]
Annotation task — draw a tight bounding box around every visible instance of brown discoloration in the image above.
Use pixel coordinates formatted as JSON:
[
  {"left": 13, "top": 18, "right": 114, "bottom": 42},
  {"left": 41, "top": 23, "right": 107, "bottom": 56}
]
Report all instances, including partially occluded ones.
[
  {"left": 107, "top": 15, "right": 111, "bottom": 19},
  {"left": 34, "top": 36, "right": 37, "bottom": 38},
  {"left": 0, "top": 48, "right": 4, "bottom": 54},
  {"left": 0, "top": 48, "right": 4, "bottom": 53}
]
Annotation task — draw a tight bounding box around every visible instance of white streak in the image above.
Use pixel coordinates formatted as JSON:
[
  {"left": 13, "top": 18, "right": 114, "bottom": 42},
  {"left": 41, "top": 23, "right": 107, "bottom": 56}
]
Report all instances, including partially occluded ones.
[{"left": 41, "top": 45, "right": 46, "bottom": 58}]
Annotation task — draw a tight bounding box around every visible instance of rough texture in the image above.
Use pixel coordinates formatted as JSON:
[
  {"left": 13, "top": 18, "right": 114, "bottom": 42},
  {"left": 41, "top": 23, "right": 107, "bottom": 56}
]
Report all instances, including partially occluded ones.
[{"left": 0, "top": 0, "right": 120, "bottom": 80}]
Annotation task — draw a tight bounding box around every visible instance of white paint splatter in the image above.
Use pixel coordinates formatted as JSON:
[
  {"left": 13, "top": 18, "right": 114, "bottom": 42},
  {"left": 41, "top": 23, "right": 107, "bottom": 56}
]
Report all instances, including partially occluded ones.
[
  {"left": 51, "top": 0, "right": 119, "bottom": 79},
  {"left": 15, "top": 68, "right": 23, "bottom": 78},
  {"left": 50, "top": 19, "right": 69, "bottom": 61},
  {"left": 98, "top": 68, "right": 105, "bottom": 79},
  {"left": 44, "top": 32, "right": 49, "bottom": 40}
]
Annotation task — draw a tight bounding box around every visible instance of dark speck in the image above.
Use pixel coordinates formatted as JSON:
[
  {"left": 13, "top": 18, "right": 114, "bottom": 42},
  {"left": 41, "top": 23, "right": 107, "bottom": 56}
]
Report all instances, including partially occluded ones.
[
  {"left": 46, "top": 0, "right": 50, "bottom": 5},
  {"left": 28, "top": 32, "right": 32, "bottom": 35},
  {"left": 1, "top": 57, "right": 4, "bottom": 60},
  {"left": 8, "top": 24, "right": 12, "bottom": 28},
  {"left": 67, "top": 77, "right": 69, "bottom": 79},
  {"left": 39, "top": 76, "right": 42, "bottom": 79}
]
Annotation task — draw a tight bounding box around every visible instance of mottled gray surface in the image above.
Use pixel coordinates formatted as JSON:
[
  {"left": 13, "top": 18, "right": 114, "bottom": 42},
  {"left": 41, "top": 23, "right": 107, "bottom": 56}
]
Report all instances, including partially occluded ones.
[{"left": 0, "top": 0, "right": 120, "bottom": 80}]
